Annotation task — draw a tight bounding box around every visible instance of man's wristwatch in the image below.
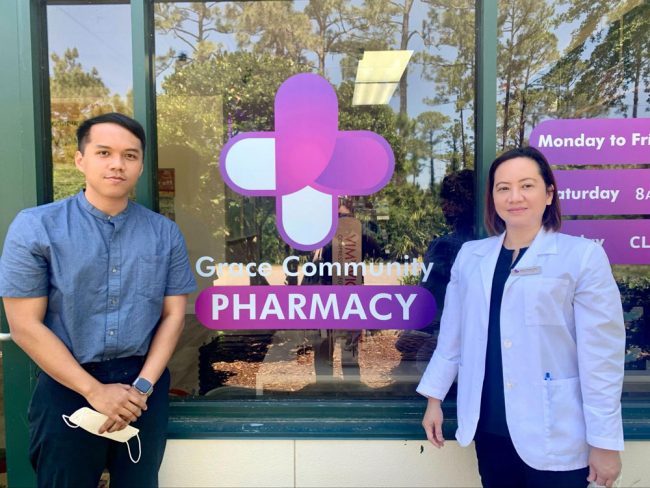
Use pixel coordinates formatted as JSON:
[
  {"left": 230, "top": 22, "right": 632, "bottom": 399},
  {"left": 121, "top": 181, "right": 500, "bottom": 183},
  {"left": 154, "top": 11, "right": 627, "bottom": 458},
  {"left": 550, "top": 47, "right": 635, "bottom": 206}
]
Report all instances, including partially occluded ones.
[{"left": 132, "top": 377, "right": 153, "bottom": 396}]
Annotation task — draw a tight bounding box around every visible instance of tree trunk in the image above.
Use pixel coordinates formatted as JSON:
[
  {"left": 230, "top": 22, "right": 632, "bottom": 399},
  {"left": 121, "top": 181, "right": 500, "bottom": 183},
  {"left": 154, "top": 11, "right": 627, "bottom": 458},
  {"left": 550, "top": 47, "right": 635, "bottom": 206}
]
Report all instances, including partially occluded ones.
[
  {"left": 318, "top": 18, "right": 326, "bottom": 75},
  {"left": 399, "top": 0, "right": 414, "bottom": 119},
  {"left": 501, "top": 5, "right": 516, "bottom": 150},
  {"left": 459, "top": 106, "right": 467, "bottom": 168},
  {"left": 429, "top": 132, "right": 435, "bottom": 193},
  {"left": 632, "top": 50, "right": 641, "bottom": 118},
  {"left": 451, "top": 127, "right": 459, "bottom": 173},
  {"left": 502, "top": 79, "right": 512, "bottom": 149},
  {"left": 518, "top": 87, "right": 527, "bottom": 146},
  {"left": 517, "top": 66, "right": 532, "bottom": 146}
]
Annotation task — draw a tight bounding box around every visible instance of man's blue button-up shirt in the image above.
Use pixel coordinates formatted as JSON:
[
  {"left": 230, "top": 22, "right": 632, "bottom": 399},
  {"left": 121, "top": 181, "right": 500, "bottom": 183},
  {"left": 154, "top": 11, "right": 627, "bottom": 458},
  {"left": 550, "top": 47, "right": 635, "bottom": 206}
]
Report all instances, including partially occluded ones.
[{"left": 0, "top": 191, "right": 197, "bottom": 364}]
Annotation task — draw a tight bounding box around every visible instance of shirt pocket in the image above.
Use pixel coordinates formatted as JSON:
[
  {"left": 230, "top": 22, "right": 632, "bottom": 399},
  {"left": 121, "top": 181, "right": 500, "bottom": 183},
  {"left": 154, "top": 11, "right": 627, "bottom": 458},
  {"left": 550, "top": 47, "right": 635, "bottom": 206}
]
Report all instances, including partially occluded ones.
[
  {"left": 541, "top": 377, "right": 586, "bottom": 457},
  {"left": 524, "top": 277, "right": 570, "bottom": 326},
  {"left": 136, "top": 255, "right": 167, "bottom": 299}
]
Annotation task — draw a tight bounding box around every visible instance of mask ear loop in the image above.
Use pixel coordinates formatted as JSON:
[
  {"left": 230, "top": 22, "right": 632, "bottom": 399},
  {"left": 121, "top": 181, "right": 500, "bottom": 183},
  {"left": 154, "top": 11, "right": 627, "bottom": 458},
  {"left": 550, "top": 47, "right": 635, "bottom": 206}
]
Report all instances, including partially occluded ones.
[
  {"left": 62, "top": 415, "right": 79, "bottom": 429},
  {"left": 126, "top": 434, "right": 141, "bottom": 464},
  {"left": 63, "top": 414, "right": 140, "bottom": 463}
]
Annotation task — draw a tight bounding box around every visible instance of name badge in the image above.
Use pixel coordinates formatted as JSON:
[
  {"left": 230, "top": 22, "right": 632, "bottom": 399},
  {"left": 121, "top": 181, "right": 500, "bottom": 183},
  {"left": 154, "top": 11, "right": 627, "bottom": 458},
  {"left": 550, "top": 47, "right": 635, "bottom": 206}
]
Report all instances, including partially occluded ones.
[{"left": 511, "top": 266, "right": 541, "bottom": 276}]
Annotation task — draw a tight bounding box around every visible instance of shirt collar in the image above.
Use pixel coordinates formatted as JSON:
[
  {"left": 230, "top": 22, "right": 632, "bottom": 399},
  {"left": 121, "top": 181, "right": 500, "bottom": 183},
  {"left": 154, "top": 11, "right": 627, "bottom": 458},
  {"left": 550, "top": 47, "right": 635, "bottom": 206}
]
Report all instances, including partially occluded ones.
[{"left": 76, "top": 190, "right": 131, "bottom": 222}]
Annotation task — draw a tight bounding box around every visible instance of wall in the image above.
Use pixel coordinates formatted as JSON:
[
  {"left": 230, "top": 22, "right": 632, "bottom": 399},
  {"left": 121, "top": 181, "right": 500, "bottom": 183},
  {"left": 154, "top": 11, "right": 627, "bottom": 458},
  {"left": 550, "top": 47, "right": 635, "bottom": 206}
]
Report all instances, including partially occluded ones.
[{"left": 159, "top": 440, "right": 650, "bottom": 487}]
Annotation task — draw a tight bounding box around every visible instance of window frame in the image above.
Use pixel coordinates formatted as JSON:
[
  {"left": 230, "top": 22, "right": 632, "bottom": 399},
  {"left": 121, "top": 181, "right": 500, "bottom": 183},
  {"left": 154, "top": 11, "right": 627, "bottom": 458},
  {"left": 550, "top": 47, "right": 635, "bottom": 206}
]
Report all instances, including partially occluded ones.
[{"left": 2, "top": 1, "right": 650, "bottom": 486}]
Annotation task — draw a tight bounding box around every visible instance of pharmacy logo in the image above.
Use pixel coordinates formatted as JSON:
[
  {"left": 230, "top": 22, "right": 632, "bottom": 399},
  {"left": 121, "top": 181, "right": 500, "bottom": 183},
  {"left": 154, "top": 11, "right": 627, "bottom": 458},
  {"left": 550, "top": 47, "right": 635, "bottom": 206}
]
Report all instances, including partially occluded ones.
[{"left": 219, "top": 73, "right": 395, "bottom": 251}]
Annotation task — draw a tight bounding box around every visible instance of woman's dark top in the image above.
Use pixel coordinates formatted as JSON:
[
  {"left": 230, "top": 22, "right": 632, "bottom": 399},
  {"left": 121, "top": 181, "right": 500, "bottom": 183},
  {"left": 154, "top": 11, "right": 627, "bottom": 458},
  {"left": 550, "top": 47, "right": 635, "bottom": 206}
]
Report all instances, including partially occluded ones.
[{"left": 477, "top": 245, "right": 528, "bottom": 436}]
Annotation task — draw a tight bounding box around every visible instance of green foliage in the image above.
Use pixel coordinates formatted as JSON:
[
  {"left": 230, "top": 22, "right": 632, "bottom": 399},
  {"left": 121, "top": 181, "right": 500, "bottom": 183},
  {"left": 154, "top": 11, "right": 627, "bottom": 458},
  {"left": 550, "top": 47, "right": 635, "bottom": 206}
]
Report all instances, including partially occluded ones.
[
  {"left": 50, "top": 48, "right": 130, "bottom": 200},
  {"left": 578, "top": 2, "right": 649, "bottom": 118},
  {"left": 50, "top": 48, "right": 108, "bottom": 99},
  {"left": 154, "top": 2, "right": 226, "bottom": 67},
  {"left": 617, "top": 276, "right": 650, "bottom": 365},
  {"left": 52, "top": 164, "right": 86, "bottom": 201},
  {"left": 375, "top": 181, "right": 446, "bottom": 258},
  {"left": 304, "top": 0, "right": 354, "bottom": 73},
  {"left": 160, "top": 51, "right": 307, "bottom": 139},
  {"left": 224, "top": 2, "right": 317, "bottom": 64}
]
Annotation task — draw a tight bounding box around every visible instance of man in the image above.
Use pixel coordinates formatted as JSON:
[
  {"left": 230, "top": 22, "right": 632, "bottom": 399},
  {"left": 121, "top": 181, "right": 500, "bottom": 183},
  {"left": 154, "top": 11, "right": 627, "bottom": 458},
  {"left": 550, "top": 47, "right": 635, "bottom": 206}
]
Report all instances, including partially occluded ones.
[{"left": 0, "top": 112, "right": 196, "bottom": 487}]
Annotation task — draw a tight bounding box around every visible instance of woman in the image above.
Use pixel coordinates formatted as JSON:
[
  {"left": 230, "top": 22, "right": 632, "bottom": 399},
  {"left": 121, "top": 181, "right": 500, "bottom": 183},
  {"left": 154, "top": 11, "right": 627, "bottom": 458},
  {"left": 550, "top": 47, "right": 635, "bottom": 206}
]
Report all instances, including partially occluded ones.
[{"left": 418, "top": 147, "right": 624, "bottom": 488}]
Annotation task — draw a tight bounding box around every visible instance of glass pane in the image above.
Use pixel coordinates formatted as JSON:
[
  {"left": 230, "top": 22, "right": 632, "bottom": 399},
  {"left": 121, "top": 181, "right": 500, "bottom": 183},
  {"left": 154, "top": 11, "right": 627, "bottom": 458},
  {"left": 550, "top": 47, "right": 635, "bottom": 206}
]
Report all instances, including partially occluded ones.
[
  {"left": 496, "top": 1, "right": 650, "bottom": 395},
  {"left": 156, "top": 0, "right": 476, "bottom": 400},
  {"left": 48, "top": 4, "right": 133, "bottom": 201}
]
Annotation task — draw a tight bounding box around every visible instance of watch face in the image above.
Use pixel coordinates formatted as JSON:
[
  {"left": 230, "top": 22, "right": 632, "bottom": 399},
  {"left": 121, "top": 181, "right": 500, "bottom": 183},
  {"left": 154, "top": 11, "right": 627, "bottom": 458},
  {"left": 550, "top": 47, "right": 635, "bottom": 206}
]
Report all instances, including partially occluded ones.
[{"left": 133, "top": 377, "right": 152, "bottom": 395}]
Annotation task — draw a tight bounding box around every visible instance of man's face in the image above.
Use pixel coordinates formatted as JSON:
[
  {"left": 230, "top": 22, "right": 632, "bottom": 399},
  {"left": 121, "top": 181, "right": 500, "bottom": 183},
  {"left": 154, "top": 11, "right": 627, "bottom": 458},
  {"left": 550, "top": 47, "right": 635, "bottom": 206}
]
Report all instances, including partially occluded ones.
[{"left": 74, "top": 123, "right": 144, "bottom": 204}]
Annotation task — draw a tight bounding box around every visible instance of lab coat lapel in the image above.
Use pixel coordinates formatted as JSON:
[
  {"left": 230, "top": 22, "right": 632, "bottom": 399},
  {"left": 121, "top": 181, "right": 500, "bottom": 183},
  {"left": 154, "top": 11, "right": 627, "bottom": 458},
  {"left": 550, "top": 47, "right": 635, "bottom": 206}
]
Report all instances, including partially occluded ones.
[
  {"left": 503, "top": 228, "right": 558, "bottom": 294},
  {"left": 478, "top": 232, "right": 506, "bottom": 310}
]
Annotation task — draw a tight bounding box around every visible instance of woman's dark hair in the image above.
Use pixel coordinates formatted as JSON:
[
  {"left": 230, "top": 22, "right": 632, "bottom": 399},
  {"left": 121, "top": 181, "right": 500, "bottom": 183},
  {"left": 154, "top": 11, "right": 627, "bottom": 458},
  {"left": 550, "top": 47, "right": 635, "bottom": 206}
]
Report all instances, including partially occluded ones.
[
  {"left": 484, "top": 146, "right": 561, "bottom": 235},
  {"left": 76, "top": 112, "right": 146, "bottom": 154}
]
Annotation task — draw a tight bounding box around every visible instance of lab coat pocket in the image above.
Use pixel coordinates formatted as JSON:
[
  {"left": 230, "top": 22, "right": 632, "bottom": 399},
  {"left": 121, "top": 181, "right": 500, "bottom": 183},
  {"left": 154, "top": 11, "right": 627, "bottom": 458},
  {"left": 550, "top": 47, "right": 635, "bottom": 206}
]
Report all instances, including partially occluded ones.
[
  {"left": 136, "top": 255, "right": 167, "bottom": 299},
  {"left": 524, "top": 277, "right": 570, "bottom": 326},
  {"left": 542, "top": 377, "right": 586, "bottom": 457}
]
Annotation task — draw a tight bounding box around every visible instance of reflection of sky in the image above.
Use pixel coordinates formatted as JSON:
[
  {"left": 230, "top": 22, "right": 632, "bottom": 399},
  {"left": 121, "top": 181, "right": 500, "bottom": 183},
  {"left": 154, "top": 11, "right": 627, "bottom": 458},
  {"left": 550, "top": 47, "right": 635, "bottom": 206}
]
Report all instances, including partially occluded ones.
[{"left": 47, "top": 5, "right": 133, "bottom": 96}]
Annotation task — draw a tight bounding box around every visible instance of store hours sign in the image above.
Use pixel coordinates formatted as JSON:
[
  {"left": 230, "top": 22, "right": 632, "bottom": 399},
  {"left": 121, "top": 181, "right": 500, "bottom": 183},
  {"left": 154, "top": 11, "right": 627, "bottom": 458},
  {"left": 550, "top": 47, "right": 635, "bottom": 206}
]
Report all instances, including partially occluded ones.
[{"left": 531, "top": 118, "right": 650, "bottom": 264}]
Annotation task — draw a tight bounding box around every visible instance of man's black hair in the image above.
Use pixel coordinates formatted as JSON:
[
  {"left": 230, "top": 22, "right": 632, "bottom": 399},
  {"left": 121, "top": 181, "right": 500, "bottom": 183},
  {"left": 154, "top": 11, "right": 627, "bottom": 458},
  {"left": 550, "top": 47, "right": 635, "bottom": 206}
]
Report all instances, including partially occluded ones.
[{"left": 76, "top": 112, "right": 146, "bottom": 154}]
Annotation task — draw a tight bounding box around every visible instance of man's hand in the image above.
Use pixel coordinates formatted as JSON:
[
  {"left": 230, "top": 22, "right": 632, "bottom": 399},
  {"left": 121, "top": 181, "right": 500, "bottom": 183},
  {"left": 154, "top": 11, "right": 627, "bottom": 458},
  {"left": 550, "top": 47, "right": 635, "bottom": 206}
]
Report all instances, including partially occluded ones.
[
  {"left": 422, "top": 397, "right": 445, "bottom": 448},
  {"left": 587, "top": 447, "right": 621, "bottom": 488},
  {"left": 85, "top": 383, "right": 148, "bottom": 433}
]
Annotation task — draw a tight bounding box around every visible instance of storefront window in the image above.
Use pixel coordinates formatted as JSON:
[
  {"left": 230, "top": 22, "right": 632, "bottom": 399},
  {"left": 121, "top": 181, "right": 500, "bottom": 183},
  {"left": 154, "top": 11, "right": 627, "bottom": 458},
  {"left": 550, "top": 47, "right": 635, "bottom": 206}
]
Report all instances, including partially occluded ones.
[
  {"left": 48, "top": 4, "right": 133, "bottom": 201},
  {"left": 496, "top": 0, "right": 650, "bottom": 394},
  {"left": 155, "top": 0, "right": 476, "bottom": 399}
]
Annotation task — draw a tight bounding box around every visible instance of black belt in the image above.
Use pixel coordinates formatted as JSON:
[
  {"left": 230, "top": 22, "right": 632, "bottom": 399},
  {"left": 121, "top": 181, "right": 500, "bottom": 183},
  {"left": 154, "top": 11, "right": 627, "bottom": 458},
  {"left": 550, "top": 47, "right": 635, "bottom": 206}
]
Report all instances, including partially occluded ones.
[{"left": 81, "top": 355, "right": 145, "bottom": 374}]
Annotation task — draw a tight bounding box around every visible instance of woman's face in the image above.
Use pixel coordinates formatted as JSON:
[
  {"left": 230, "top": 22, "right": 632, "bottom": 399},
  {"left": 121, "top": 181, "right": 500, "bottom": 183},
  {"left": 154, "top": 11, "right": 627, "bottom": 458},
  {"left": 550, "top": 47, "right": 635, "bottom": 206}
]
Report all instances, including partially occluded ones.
[{"left": 492, "top": 157, "right": 553, "bottom": 232}]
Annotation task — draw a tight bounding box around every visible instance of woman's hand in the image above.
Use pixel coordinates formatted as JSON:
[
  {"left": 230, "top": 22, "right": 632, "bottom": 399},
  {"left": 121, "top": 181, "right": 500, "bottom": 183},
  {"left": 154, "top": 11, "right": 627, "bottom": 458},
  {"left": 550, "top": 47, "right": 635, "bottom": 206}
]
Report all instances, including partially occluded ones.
[
  {"left": 422, "top": 397, "right": 445, "bottom": 448},
  {"left": 588, "top": 447, "right": 621, "bottom": 488}
]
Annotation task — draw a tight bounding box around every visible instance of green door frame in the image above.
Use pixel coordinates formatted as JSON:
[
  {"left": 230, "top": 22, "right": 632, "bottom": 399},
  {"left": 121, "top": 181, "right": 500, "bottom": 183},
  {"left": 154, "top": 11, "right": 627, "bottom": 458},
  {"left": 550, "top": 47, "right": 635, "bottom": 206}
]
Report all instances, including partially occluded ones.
[
  {"left": 1, "top": 0, "right": 50, "bottom": 485},
  {"left": 132, "top": 0, "right": 159, "bottom": 211},
  {"left": 475, "top": 0, "right": 497, "bottom": 238},
  {"left": 0, "top": 0, "right": 494, "bottom": 484}
]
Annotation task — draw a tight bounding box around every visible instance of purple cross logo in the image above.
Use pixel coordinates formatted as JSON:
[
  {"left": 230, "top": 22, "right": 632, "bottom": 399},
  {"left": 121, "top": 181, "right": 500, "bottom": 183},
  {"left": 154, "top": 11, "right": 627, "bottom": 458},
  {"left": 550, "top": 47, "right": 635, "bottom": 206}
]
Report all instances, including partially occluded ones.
[{"left": 219, "top": 73, "right": 395, "bottom": 251}]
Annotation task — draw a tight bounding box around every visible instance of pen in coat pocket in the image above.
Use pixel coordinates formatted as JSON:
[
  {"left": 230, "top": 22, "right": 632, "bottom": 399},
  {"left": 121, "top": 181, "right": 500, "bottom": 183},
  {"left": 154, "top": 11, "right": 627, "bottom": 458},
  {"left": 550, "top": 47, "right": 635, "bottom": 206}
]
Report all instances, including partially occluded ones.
[{"left": 544, "top": 372, "right": 551, "bottom": 381}]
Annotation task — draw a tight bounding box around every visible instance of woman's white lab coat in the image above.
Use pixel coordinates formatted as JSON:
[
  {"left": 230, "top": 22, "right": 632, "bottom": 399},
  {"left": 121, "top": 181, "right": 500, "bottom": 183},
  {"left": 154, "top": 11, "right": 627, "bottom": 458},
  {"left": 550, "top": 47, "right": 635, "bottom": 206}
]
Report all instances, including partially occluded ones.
[{"left": 417, "top": 228, "right": 625, "bottom": 471}]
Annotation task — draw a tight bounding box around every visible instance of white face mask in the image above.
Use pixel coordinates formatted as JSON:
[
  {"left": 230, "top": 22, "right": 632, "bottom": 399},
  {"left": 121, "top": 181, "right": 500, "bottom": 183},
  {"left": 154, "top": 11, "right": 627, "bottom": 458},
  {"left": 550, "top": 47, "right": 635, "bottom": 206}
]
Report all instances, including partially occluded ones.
[{"left": 62, "top": 407, "right": 141, "bottom": 463}]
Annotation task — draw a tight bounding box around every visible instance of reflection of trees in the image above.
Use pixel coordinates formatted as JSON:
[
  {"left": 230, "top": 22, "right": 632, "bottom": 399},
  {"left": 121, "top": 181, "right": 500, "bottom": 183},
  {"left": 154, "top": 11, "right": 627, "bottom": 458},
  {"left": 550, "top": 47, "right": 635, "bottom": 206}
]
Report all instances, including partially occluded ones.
[
  {"left": 499, "top": 0, "right": 649, "bottom": 147},
  {"left": 336, "top": 81, "right": 444, "bottom": 257},
  {"left": 225, "top": 2, "right": 316, "bottom": 64},
  {"left": 157, "top": 52, "right": 307, "bottom": 262},
  {"left": 156, "top": 0, "right": 477, "bottom": 175},
  {"left": 155, "top": 0, "right": 491, "bottom": 260},
  {"left": 422, "top": 0, "right": 475, "bottom": 169},
  {"left": 570, "top": 2, "right": 650, "bottom": 118},
  {"left": 414, "top": 111, "right": 449, "bottom": 191},
  {"left": 304, "top": 0, "right": 354, "bottom": 74},
  {"left": 360, "top": 0, "right": 420, "bottom": 117},
  {"left": 497, "top": 0, "right": 558, "bottom": 149},
  {"left": 50, "top": 48, "right": 130, "bottom": 200},
  {"left": 155, "top": 2, "right": 225, "bottom": 67}
]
